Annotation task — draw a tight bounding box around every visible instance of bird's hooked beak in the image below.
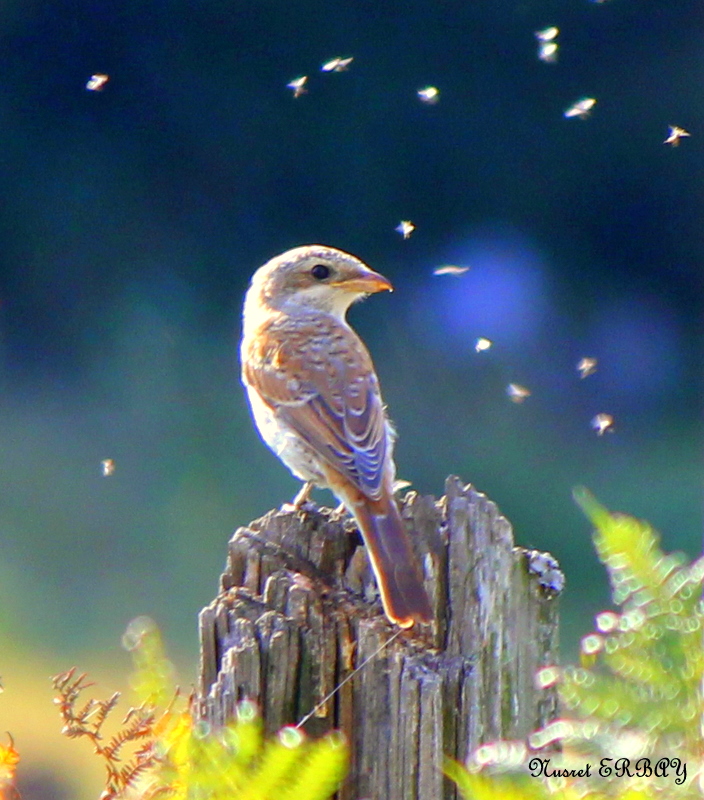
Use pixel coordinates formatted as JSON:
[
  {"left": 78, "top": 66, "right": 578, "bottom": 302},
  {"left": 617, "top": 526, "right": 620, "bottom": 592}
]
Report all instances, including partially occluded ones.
[{"left": 331, "top": 268, "right": 393, "bottom": 294}]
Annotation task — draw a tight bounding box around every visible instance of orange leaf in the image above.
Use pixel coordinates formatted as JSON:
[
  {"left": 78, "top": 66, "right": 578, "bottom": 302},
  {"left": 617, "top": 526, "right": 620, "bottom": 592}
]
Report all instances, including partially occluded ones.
[{"left": 0, "top": 734, "right": 19, "bottom": 786}]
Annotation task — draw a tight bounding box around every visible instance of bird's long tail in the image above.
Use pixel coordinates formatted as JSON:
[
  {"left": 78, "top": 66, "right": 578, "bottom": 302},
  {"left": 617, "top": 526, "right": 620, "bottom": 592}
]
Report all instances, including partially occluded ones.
[{"left": 348, "top": 491, "right": 433, "bottom": 628}]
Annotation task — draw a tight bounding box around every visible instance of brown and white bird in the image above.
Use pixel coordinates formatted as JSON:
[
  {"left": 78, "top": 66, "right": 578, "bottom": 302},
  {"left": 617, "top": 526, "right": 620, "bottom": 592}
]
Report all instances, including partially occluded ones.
[{"left": 240, "top": 245, "right": 433, "bottom": 628}]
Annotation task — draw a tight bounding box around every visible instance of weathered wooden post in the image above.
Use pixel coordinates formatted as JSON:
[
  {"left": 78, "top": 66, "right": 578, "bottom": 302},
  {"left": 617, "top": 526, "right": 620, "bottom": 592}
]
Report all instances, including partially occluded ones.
[{"left": 197, "top": 476, "right": 562, "bottom": 799}]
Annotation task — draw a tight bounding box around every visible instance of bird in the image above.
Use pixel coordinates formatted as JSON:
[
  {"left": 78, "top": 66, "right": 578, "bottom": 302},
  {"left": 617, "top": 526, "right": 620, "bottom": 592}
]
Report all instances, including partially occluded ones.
[{"left": 240, "top": 245, "right": 433, "bottom": 628}]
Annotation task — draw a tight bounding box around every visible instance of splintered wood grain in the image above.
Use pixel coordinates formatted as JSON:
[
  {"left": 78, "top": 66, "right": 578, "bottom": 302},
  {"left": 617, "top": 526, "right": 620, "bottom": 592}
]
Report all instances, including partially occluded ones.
[{"left": 198, "top": 478, "right": 562, "bottom": 798}]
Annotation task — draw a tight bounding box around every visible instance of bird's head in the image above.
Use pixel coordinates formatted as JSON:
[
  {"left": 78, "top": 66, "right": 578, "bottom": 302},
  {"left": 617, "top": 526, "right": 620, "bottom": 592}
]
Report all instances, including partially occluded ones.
[{"left": 244, "top": 245, "right": 393, "bottom": 324}]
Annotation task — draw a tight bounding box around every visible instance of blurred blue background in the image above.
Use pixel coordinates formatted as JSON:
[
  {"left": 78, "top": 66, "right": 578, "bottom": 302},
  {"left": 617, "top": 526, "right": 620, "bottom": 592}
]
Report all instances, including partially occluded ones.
[{"left": 0, "top": 0, "right": 701, "bottom": 795}]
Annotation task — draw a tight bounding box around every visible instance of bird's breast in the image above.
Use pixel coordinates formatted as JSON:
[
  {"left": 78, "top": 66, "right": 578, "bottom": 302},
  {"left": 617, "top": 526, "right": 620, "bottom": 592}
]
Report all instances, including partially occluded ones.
[{"left": 245, "top": 385, "right": 328, "bottom": 486}]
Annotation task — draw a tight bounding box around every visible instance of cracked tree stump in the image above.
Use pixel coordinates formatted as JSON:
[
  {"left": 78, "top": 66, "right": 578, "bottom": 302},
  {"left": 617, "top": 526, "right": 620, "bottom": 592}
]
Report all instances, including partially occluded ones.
[{"left": 197, "top": 476, "right": 562, "bottom": 799}]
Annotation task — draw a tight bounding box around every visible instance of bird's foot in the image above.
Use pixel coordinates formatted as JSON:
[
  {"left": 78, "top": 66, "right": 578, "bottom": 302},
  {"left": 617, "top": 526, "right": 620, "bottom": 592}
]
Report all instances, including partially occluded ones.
[
  {"left": 281, "top": 481, "right": 316, "bottom": 513},
  {"left": 329, "top": 502, "right": 349, "bottom": 522}
]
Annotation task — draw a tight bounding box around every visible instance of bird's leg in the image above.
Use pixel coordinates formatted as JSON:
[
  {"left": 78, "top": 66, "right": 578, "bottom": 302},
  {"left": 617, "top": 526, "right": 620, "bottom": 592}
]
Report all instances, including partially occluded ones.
[
  {"left": 329, "top": 501, "right": 350, "bottom": 522},
  {"left": 292, "top": 480, "right": 314, "bottom": 509},
  {"left": 282, "top": 481, "right": 315, "bottom": 513}
]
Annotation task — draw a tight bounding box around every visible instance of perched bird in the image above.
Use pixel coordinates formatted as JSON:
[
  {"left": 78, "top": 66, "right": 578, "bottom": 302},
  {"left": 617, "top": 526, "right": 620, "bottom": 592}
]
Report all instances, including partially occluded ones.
[{"left": 240, "top": 245, "right": 433, "bottom": 628}]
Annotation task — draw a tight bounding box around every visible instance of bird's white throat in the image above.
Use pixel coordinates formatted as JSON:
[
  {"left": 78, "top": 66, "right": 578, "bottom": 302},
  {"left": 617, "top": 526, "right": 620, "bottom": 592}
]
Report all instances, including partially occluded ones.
[{"left": 243, "top": 282, "right": 363, "bottom": 337}]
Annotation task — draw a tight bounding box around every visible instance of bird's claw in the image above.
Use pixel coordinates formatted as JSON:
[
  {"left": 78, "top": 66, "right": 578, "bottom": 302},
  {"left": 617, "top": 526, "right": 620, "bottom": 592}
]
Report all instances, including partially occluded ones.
[
  {"left": 282, "top": 481, "right": 316, "bottom": 514},
  {"left": 329, "top": 502, "right": 349, "bottom": 522},
  {"left": 281, "top": 501, "right": 316, "bottom": 514}
]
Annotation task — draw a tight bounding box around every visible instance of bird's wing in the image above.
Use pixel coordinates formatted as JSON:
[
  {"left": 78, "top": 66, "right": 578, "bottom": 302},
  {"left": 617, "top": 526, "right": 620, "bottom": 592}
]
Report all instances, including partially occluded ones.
[{"left": 243, "top": 316, "right": 389, "bottom": 500}]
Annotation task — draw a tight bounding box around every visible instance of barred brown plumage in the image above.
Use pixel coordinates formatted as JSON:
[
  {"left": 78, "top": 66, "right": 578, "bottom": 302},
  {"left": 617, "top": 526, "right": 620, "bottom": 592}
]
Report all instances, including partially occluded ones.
[{"left": 240, "top": 245, "right": 432, "bottom": 627}]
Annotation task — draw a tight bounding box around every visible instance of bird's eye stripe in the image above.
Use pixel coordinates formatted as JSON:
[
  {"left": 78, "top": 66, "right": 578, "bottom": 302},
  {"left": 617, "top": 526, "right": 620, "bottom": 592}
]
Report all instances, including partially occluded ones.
[{"left": 311, "top": 264, "right": 331, "bottom": 280}]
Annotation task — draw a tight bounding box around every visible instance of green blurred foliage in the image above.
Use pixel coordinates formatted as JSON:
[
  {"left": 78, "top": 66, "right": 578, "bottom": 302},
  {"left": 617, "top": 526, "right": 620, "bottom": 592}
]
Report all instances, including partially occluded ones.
[
  {"left": 125, "top": 616, "right": 347, "bottom": 800},
  {"left": 566, "top": 489, "right": 704, "bottom": 754},
  {"left": 149, "top": 704, "right": 347, "bottom": 800},
  {"left": 446, "top": 493, "right": 704, "bottom": 798},
  {"left": 49, "top": 616, "right": 346, "bottom": 800}
]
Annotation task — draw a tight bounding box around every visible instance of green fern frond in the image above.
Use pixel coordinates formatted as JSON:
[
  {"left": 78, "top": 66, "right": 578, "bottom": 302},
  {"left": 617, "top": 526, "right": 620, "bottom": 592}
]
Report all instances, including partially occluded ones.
[{"left": 446, "top": 491, "right": 703, "bottom": 800}]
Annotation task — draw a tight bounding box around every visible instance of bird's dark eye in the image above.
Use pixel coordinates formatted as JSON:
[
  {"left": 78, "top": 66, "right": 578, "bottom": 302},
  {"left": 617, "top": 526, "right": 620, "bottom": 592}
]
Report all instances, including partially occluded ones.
[{"left": 310, "top": 264, "right": 331, "bottom": 281}]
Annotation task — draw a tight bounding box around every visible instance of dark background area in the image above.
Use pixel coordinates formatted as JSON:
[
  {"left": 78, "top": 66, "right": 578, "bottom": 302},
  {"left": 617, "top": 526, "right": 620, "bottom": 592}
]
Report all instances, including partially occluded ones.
[{"left": 0, "top": 6, "right": 701, "bottom": 783}]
